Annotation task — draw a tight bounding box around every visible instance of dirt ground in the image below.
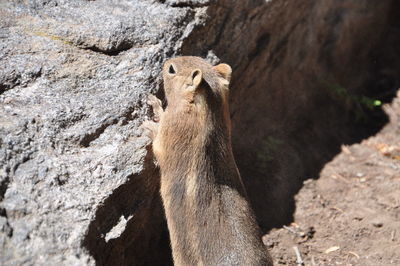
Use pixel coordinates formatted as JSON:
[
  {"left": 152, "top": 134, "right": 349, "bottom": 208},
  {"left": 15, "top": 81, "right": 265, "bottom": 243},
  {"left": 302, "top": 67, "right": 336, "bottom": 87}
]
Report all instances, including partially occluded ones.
[{"left": 263, "top": 92, "right": 400, "bottom": 266}]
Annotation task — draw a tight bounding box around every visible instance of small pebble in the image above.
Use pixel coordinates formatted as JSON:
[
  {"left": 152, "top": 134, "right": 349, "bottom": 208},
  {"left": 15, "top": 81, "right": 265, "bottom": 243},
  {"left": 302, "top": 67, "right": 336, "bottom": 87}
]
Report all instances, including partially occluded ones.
[{"left": 372, "top": 221, "right": 383, "bottom": 228}]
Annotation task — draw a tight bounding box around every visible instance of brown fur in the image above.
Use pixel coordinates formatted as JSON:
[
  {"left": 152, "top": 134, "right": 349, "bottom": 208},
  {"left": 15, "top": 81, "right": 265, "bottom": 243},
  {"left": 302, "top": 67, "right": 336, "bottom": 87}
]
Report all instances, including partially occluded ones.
[{"left": 142, "top": 56, "right": 273, "bottom": 266}]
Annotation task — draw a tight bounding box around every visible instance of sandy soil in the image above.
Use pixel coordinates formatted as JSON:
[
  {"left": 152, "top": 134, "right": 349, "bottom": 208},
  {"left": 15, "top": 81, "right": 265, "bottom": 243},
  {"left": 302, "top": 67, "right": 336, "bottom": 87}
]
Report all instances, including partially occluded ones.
[{"left": 264, "top": 92, "right": 400, "bottom": 266}]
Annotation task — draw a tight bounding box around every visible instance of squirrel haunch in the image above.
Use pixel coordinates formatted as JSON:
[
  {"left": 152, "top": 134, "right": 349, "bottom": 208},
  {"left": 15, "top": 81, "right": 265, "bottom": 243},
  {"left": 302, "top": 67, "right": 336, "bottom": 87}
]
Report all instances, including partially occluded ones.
[{"left": 143, "top": 56, "right": 273, "bottom": 266}]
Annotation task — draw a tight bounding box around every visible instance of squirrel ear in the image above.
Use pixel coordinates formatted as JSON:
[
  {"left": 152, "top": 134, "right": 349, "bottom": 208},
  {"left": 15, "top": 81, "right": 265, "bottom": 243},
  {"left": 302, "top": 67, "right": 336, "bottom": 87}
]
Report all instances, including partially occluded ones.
[
  {"left": 190, "top": 69, "right": 203, "bottom": 89},
  {"left": 213, "top": 63, "right": 232, "bottom": 83}
]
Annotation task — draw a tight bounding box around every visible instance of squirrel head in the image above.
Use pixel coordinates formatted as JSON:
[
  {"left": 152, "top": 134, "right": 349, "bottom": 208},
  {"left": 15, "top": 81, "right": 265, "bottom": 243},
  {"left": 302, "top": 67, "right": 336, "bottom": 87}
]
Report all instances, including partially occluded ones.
[{"left": 162, "top": 56, "right": 232, "bottom": 106}]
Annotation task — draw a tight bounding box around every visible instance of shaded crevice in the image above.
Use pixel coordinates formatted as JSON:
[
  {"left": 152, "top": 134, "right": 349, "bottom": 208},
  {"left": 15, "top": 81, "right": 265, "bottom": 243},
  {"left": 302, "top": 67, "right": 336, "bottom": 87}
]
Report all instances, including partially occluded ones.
[
  {"left": 237, "top": 1, "right": 399, "bottom": 231},
  {"left": 81, "top": 44, "right": 133, "bottom": 56},
  {"left": 180, "top": 0, "right": 400, "bottom": 232},
  {"left": 0, "top": 84, "right": 7, "bottom": 95},
  {"left": 248, "top": 33, "right": 270, "bottom": 60},
  {"left": 0, "top": 67, "right": 42, "bottom": 94},
  {"left": 166, "top": 1, "right": 211, "bottom": 8},
  {"left": 0, "top": 176, "right": 10, "bottom": 201},
  {"left": 83, "top": 149, "right": 172, "bottom": 266},
  {"left": 0, "top": 76, "right": 22, "bottom": 94},
  {"left": 0, "top": 207, "right": 13, "bottom": 237},
  {"left": 79, "top": 119, "right": 118, "bottom": 147}
]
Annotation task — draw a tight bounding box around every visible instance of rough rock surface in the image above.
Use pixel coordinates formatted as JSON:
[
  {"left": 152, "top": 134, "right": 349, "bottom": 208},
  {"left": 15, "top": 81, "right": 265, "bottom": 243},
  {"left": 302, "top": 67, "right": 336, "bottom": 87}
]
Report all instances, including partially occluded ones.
[
  {"left": 0, "top": 0, "right": 399, "bottom": 265},
  {"left": 0, "top": 0, "right": 203, "bottom": 265}
]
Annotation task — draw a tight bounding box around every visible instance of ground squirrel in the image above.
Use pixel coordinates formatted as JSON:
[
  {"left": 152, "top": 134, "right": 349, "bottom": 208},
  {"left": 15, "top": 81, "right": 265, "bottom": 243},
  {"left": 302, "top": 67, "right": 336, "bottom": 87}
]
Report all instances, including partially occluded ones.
[{"left": 142, "top": 56, "right": 273, "bottom": 266}]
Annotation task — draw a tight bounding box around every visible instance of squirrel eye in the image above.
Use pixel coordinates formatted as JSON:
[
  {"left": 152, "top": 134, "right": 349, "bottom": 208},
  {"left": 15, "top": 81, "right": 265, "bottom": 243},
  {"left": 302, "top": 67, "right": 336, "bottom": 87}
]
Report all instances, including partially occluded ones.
[{"left": 168, "top": 64, "right": 176, "bottom": 74}]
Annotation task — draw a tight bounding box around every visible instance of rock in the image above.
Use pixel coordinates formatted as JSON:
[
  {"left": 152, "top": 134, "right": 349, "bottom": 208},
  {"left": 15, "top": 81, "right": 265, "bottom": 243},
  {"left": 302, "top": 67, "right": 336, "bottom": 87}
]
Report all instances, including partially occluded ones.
[
  {"left": 0, "top": 0, "right": 200, "bottom": 265},
  {"left": 183, "top": 0, "right": 400, "bottom": 229},
  {"left": 372, "top": 221, "right": 384, "bottom": 228},
  {"left": 1, "top": 0, "right": 399, "bottom": 265}
]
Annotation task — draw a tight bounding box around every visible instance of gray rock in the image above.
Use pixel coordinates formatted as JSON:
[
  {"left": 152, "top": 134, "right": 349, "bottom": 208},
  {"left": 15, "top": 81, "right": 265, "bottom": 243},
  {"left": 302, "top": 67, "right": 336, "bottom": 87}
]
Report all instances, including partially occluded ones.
[
  {"left": 1, "top": 0, "right": 399, "bottom": 265},
  {"left": 0, "top": 0, "right": 202, "bottom": 265}
]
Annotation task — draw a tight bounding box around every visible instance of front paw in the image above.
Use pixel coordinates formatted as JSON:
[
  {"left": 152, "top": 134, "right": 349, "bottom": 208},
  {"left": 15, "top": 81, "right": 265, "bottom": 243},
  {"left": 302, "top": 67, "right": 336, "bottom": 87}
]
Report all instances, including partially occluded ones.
[
  {"left": 140, "top": 120, "right": 159, "bottom": 141},
  {"left": 147, "top": 94, "right": 163, "bottom": 122}
]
